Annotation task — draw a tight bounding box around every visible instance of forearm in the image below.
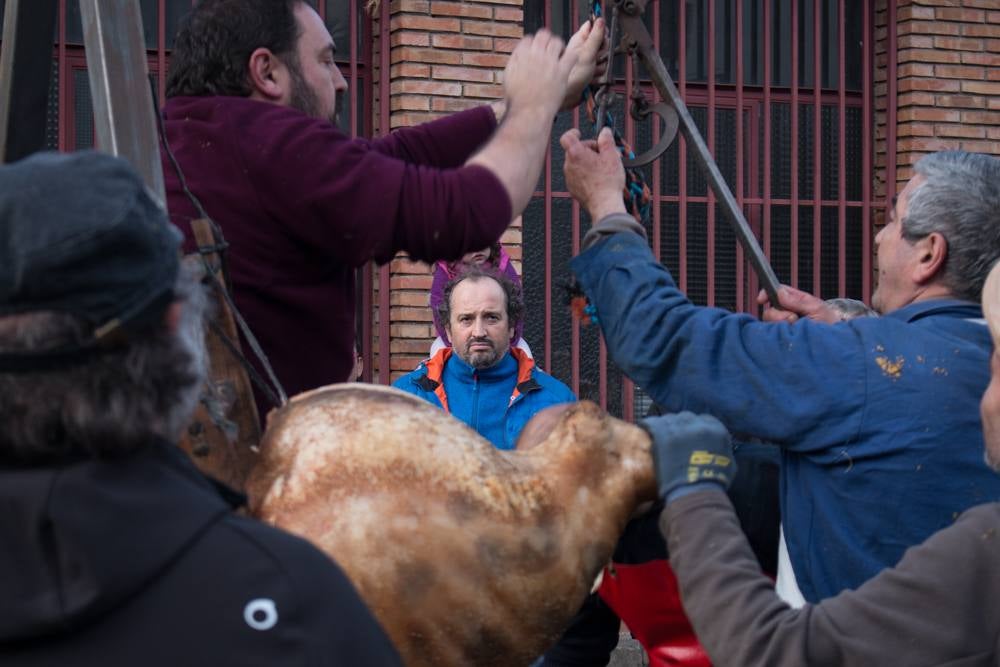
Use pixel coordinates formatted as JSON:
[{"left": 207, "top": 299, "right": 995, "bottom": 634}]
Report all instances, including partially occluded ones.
[
  {"left": 371, "top": 105, "right": 497, "bottom": 167},
  {"left": 466, "top": 103, "right": 557, "bottom": 219}
]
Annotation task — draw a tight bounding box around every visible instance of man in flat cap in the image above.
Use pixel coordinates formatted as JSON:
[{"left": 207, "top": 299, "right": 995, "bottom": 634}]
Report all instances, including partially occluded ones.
[{"left": 0, "top": 151, "right": 401, "bottom": 666}]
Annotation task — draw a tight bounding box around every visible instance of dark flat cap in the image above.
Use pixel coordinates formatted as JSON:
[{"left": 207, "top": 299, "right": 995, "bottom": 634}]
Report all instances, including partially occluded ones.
[{"left": 0, "top": 151, "right": 182, "bottom": 368}]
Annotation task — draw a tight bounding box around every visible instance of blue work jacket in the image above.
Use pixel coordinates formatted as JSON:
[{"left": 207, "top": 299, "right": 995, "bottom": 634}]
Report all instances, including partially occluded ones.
[
  {"left": 393, "top": 347, "right": 576, "bottom": 450},
  {"left": 571, "top": 231, "right": 1000, "bottom": 602}
]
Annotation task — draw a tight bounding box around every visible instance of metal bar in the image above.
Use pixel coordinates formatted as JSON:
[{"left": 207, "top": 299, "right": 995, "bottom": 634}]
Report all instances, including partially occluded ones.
[
  {"left": 571, "top": 0, "right": 581, "bottom": 397},
  {"left": 0, "top": 0, "right": 60, "bottom": 163},
  {"left": 812, "top": 0, "right": 821, "bottom": 296},
  {"left": 791, "top": 0, "right": 799, "bottom": 288},
  {"left": 378, "top": 0, "right": 391, "bottom": 384},
  {"left": 736, "top": 0, "right": 745, "bottom": 313},
  {"left": 80, "top": 0, "right": 165, "bottom": 205},
  {"left": 886, "top": 1, "right": 898, "bottom": 200},
  {"left": 837, "top": 0, "right": 846, "bottom": 296},
  {"left": 349, "top": 0, "right": 358, "bottom": 137},
  {"left": 544, "top": 0, "right": 552, "bottom": 372},
  {"left": 706, "top": 0, "right": 715, "bottom": 307},
  {"left": 763, "top": 0, "right": 772, "bottom": 273},
  {"left": 361, "top": 4, "right": 375, "bottom": 382},
  {"left": 678, "top": 0, "right": 688, "bottom": 294},
  {"left": 619, "top": 4, "right": 781, "bottom": 305},
  {"left": 157, "top": 0, "right": 166, "bottom": 104},
  {"left": 862, "top": 0, "right": 872, "bottom": 302},
  {"left": 58, "top": 0, "right": 67, "bottom": 151}
]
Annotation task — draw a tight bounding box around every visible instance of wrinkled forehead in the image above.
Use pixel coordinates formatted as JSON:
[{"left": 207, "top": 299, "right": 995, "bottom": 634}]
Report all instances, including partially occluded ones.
[{"left": 450, "top": 277, "right": 507, "bottom": 314}]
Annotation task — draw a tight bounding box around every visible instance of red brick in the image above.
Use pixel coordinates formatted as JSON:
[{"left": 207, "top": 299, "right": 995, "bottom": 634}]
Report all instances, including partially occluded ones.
[
  {"left": 989, "top": 68, "right": 1000, "bottom": 81},
  {"left": 897, "top": 91, "right": 936, "bottom": 106},
  {"left": 390, "top": 307, "right": 434, "bottom": 322},
  {"left": 933, "top": 94, "right": 986, "bottom": 109},
  {"left": 934, "top": 123, "right": 986, "bottom": 139},
  {"left": 964, "top": 24, "right": 1000, "bottom": 38},
  {"left": 391, "top": 79, "right": 462, "bottom": 96},
  {"left": 936, "top": 7, "right": 985, "bottom": 22},
  {"left": 391, "top": 339, "right": 434, "bottom": 354},
  {"left": 431, "top": 65, "right": 494, "bottom": 83},
  {"left": 391, "top": 291, "right": 432, "bottom": 307},
  {"left": 390, "top": 257, "right": 432, "bottom": 273},
  {"left": 390, "top": 63, "right": 431, "bottom": 78},
  {"left": 494, "top": 38, "right": 520, "bottom": 53},
  {"left": 899, "top": 48, "right": 959, "bottom": 64},
  {"left": 494, "top": 7, "right": 523, "bottom": 22},
  {"left": 961, "top": 52, "right": 1000, "bottom": 65},
  {"left": 962, "top": 80, "right": 1000, "bottom": 95},
  {"left": 897, "top": 122, "right": 935, "bottom": 138},
  {"left": 987, "top": 127, "right": 1000, "bottom": 140},
  {"left": 898, "top": 63, "right": 935, "bottom": 77},
  {"left": 933, "top": 36, "right": 985, "bottom": 51},
  {"left": 391, "top": 46, "right": 462, "bottom": 64},
  {"left": 934, "top": 64, "right": 985, "bottom": 79},
  {"left": 960, "top": 139, "right": 1000, "bottom": 153},
  {"left": 431, "top": 33, "right": 493, "bottom": 50},
  {"left": 462, "top": 83, "right": 504, "bottom": 98},
  {"left": 898, "top": 34, "right": 934, "bottom": 49},
  {"left": 899, "top": 20, "right": 961, "bottom": 36},
  {"left": 429, "top": 1, "right": 491, "bottom": 19},
  {"left": 461, "top": 20, "right": 523, "bottom": 38},
  {"left": 430, "top": 97, "right": 481, "bottom": 112},
  {"left": 966, "top": 0, "right": 1000, "bottom": 7},
  {"left": 391, "top": 275, "right": 433, "bottom": 290},
  {"left": 392, "top": 15, "right": 460, "bottom": 32},
  {"left": 389, "top": 355, "right": 428, "bottom": 371},
  {"left": 899, "top": 77, "right": 961, "bottom": 92},
  {"left": 389, "top": 0, "right": 430, "bottom": 11},
  {"left": 990, "top": 98, "right": 1000, "bottom": 110},
  {"left": 390, "top": 31, "right": 431, "bottom": 48},
  {"left": 390, "top": 95, "right": 430, "bottom": 112},
  {"left": 897, "top": 107, "right": 960, "bottom": 122},
  {"left": 391, "top": 112, "right": 447, "bottom": 127},
  {"left": 898, "top": 5, "right": 934, "bottom": 21},
  {"left": 962, "top": 110, "right": 1000, "bottom": 124},
  {"left": 896, "top": 137, "right": 961, "bottom": 152},
  {"left": 462, "top": 52, "right": 510, "bottom": 68},
  {"left": 987, "top": 39, "right": 1000, "bottom": 53},
  {"left": 389, "top": 324, "right": 433, "bottom": 339}
]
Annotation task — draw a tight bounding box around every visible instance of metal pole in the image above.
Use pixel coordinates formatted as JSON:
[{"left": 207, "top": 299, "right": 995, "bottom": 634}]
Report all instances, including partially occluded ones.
[
  {"left": 0, "top": 0, "right": 60, "bottom": 163},
  {"left": 79, "top": 0, "right": 166, "bottom": 206}
]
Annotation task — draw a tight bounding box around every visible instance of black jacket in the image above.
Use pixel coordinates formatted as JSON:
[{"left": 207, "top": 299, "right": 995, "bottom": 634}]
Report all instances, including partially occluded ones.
[{"left": 0, "top": 441, "right": 402, "bottom": 666}]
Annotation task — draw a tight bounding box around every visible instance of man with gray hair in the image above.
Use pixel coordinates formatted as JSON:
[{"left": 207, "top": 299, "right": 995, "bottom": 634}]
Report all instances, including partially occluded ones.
[
  {"left": 562, "top": 131, "right": 1000, "bottom": 604},
  {"left": 0, "top": 152, "right": 401, "bottom": 665}
]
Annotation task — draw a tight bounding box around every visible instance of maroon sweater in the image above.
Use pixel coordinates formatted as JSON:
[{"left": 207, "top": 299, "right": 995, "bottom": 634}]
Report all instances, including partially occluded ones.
[{"left": 161, "top": 97, "right": 511, "bottom": 419}]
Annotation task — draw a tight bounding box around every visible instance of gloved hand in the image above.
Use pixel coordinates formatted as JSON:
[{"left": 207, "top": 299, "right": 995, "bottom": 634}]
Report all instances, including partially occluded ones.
[{"left": 641, "top": 412, "right": 736, "bottom": 503}]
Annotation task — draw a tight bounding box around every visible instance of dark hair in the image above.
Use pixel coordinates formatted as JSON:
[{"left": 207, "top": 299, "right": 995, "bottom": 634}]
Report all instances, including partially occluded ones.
[
  {"left": 166, "top": 0, "right": 305, "bottom": 98},
  {"left": 437, "top": 265, "right": 525, "bottom": 332},
  {"left": 0, "top": 267, "right": 207, "bottom": 463}
]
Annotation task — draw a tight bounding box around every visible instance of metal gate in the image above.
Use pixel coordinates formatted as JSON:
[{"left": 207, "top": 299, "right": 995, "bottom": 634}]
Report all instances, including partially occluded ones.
[{"left": 523, "top": 0, "right": 879, "bottom": 420}]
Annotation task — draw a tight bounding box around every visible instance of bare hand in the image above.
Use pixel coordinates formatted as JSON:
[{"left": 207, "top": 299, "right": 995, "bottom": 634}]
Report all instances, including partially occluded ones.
[
  {"left": 561, "top": 18, "right": 608, "bottom": 111},
  {"left": 757, "top": 285, "right": 841, "bottom": 324},
  {"left": 561, "top": 127, "right": 626, "bottom": 221},
  {"left": 504, "top": 29, "right": 578, "bottom": 117}
]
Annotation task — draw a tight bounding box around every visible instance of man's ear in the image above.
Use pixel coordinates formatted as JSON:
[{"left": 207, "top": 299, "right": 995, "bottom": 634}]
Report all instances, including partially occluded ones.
[
  {"left": 912, "top": 231, "right": 947, "bottom": 285},
  {"left": 247, "top": 47, "right": 287, "bottom": 102}
]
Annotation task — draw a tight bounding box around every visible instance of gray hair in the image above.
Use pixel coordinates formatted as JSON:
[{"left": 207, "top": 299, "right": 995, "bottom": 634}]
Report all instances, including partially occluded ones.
[
  {"left": 0, "top": 263, "right": 208, "bottom": 462},
  {"left": 825, "top": 298, "right": 878, "bottom": 320},
  {"left": 903, "top": 151, "right": 1000, "bottom": 302}
]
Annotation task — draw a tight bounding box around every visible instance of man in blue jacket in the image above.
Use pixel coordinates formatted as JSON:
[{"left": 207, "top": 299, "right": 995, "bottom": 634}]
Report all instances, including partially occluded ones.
[
  {"left": 560, "top": 126, "right": 1000, "bottom": 603},
  {"left": 395, "top": 267, "right": 575, "bottom": 449}
]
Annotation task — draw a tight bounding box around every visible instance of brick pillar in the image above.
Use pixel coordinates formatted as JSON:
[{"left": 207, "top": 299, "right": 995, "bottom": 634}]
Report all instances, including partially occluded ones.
[
  {"left": 373, "top": 0, "right": 524, "bottom": 383},
  {"left": 875, "top": 0, "right": 1000, "bottom": 227}
]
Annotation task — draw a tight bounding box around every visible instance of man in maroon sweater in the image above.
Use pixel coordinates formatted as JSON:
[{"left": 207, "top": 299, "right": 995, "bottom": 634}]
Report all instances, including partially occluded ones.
[{"left": 161, "top": 0, "right": 604, "bottom": 418}]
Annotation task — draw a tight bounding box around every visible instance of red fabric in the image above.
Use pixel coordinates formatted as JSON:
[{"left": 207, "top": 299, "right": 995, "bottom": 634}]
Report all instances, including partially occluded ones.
[{"left": 598, "top": 560, "right": 711, "bottom": 667}]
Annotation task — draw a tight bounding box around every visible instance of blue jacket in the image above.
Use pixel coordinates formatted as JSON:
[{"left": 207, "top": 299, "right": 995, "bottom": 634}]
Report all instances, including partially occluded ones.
[
  {"left": 571, "top": 232, "right": 1000, "bottom": 602},
  {"left": 393, "top": 347, "right": 576, "bottom": 449}
]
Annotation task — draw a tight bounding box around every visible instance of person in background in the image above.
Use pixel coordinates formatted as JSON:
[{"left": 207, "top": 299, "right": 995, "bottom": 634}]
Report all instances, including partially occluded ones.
[
  {"left": 395, "top": 267, "right": 574, "bottom": 449},
  {"left": 429, "top": 222, "right": 530, "bottom": 357}
]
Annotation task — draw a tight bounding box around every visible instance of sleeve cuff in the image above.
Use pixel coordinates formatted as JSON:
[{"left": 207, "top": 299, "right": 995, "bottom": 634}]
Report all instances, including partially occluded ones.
[{"left": 581, "top": 213, "right": 647, "bottom": 251}]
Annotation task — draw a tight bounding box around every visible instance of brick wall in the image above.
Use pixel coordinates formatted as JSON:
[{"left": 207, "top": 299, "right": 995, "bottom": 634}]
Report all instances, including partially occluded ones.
[
  {"left": 372, "top": 0, "right": 524, "bottom": 382},
  {"left": 875, "top": 0, "right": 1000, "bottom": 225}
]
